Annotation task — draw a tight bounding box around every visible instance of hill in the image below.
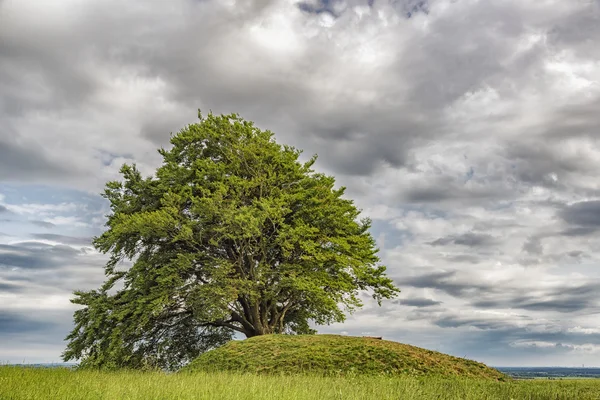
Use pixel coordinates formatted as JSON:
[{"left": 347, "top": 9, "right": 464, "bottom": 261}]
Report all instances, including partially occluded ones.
[{"left": 182, "top": 334, "right": 507, "bottom": 380}]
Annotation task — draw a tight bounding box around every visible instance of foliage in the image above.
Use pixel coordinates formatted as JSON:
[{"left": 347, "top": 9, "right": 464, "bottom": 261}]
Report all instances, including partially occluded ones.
[
  {"left": 63, "top": 112, "right": 399, "bottom": 369},
  {"left": 182, "top": 334, "right": 506, "bottom": 380},
  {"left": 3, "top": 366, "right": 600, "bottom": 400}
]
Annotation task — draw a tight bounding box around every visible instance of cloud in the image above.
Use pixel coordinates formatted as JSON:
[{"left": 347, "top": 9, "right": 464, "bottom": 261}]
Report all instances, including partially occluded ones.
[
  {"left": 0, "top": 281, "right": 24, "bottom": 293},
  {"left": 510, "top": 340, "right": 600, "bottom": 354},
  {"left": 2, "top": 0, "right": 600, "bottom": 366},
  {"left": 396, "top": 297, "right": 442, "bottom": 307},
  {"left": 402, "top": 271, "right": 457, "bottom": 289},
  {"left": 522, "top": 236, "right": 543, "bottom": 255},
  {"left": 567, "top": 326, "right": 600, "bottom": 335},
  {"left": 402, "top": 270, "right": 494, "bottom": 299},
  {"left": 7, "top": 202, "right": 78, "bottom": 216},
  {"left": 429, "top": 232, "right": 496, "bottom": 247},
  {"left": 30, "top": 220, "right": 56, "bottom": 229},
  {"left": 0, "top": 311, "right": 55, "bottom": 335},
  {"left": 401, "top": 268, "right": 600, "bottom": 315},
  {"left": 0, "top": 195, "right": 102, "bottom": 231},
  {"left": 0, "top": 139, "right": 72, "bottom": 184},
  {"left": 560, "top": 201, "right": 600, "bottom": 227},
  {"left": 0, "top": 0, "right": 557, "bottom": 185},
  {"left": 31, "top": 234, "right": 92, "bottom": 246},
  {"left": 0, "top": 242, "right": 81, "bottom": 270},
  {"left": 0, "top": 237, "right": 108, "bottom": 362},
  {"left": 297, "top": 0, "right": 342, "bottom": 17},
  {"left": 433, "top": 314, "right": 517, "bottom": 331},
  {"left": 472, "top": 295, "right": 596, "bottom": 314}
]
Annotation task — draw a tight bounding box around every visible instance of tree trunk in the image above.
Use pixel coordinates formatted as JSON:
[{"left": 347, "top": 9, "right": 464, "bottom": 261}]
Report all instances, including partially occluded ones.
[{"left": 239, "top": 301, "right": 277, "bottom": 337}]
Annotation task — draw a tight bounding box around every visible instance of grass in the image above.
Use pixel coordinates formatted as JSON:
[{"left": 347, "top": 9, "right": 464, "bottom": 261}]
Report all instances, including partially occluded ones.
[
  {"left": 3, "top": 335, "right": 598, "bottom": 399},
  {"left": 2, "top": 366, "right": 600, "bottom": 399},
  {"left": 183, "top": 334, "right": 506, "bottom": 380}
]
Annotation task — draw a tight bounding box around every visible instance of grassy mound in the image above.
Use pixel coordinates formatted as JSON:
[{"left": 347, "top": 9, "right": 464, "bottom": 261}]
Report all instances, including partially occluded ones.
[{"left": 182, "top": 334, "right": 507, "bottom": 380}]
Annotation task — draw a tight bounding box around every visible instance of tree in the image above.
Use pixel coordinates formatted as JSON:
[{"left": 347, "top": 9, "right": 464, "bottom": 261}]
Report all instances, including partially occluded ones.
[{"left": 63, "top": 112, "right": 400, "bottom": 370}]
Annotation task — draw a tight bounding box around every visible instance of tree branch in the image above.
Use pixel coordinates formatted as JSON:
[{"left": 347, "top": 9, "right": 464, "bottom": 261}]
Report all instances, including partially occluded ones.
[{"left": 206, "top": 319, "right": 247, "bottom": 335}]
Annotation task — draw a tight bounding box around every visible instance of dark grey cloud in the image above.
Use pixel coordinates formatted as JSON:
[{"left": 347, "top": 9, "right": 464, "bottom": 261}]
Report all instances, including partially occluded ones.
[
  {"left": 0, "top": 311, "right": 56, "bottom": 334},
  {"left": 541, "top": 96, "right": 600, "bottom": 140},
  {"left": 31, "top": 234, "right": 92, "bottom": 246},
  {"left": 560, "top": 227, "right": 598, "bottom": 237},
  {"left": 0, "top": 252, "right": 107, "bottom": 296},
  {"left": 297, "top": 0, "right": 341, "bottom": 16},
  {"left": 545, "top": 4, "right": 600, "bottom": 60},
  {"left": 0, "top": 138, "right": 71, "bottom": 183},
  {"left": 0, "top": 242, "right": 82, "bottom": 270},
  {"left": 397, "top": 297, "right": 442, "bottom": 307},
  {"left": 297, "top": 0, "right": 429, "bottom": 19},
  {"left": 0, "top": 13, "right": 100, "bottom": 115},
  {"left": 517, "top": 299, "right": 591, "bottom": 313},
  {"left": 390, "top": 2, "right": 529, "bottom": 110},
  {"left": 471, "top": 297, "right": 594, "bottom": 314},
  {"left": 0, "top": 0, "right": 594, "bottom": 189},
  {"left": 0, "top": 281, "right": 24, "bottom": 293},
  {"left": 522, "top": 236, "right": 543, "bottom": 255},
  {"left": 504, "top": 140, "right": 598, "bottom": 191},
  {"left": 403, "top": 270, "right": 600, "bottom": 314},
  {"left": 566, "top": 250, "right": 585, "bottom": 258},
  {"left": 476, "top": 282, "right": 600, "bottom": 313},
  {"left": 65, "top": 0, "right": 522, "bottom": 178},
  {"left": 140, "top": 115, "right": 190, "bottom": 146},
  {"left": 401, "top": 270, "right": 456, "bottom": 288},
  {"left": 402, "top": 270, "right": 492, "bottom": 298},
  {"left": 444, "top": 254, "right": 484, "bottom": 264},
  {"left": 560, "top": 201, "right": 600, "bottom": 227},
  {"left": 397, "top": 0, "right": 429, "bottom": 18},
  {"left": 0, "top": 205, "right": 7, "bottom": 213},
  {"left": 434, "top": 315, "right": 509, "bottom": 330},
  {"left": 404, "top": 186, "right": 456, "bottom": 203},
  {"left": 402, "top": 179, "right": 509, "bottom": 204},
  {"left": 430, "top": 232, "right": 495, "bottom": 247}
]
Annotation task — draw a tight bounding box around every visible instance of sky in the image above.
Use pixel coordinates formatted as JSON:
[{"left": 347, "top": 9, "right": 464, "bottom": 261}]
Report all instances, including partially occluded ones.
[{"left": 1, "top": 0, "right": 600, "bottom": 367}]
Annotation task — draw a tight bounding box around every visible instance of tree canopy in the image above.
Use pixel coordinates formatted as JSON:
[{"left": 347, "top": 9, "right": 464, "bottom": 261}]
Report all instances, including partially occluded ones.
[{"left": 63, "top": 112, "right": 400, "bottom": 370}]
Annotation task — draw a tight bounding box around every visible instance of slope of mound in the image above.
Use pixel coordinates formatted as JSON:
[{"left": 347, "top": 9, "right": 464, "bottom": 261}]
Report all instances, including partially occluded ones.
[{"left": 182, "top": 334, "right": 507, "bottom": 380}]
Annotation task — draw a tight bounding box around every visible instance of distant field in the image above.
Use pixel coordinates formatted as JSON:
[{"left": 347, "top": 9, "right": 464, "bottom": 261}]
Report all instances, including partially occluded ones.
[
  {"left": 2, "top": 366, "right": 600, "bottom": 400},
  {"left": 497, "top": 367, "right": 600, "bottom": 379}
]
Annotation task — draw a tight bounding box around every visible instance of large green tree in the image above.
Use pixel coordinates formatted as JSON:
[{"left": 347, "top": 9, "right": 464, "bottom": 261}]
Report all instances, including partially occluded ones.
[{"left": 63, "top": 112, "right": 399, "bottom": 370}]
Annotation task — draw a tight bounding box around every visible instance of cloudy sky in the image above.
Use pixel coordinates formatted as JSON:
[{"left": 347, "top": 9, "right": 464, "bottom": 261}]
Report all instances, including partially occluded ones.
[{"left": 2, "top": 0, "right": 600, "bottom": 367}]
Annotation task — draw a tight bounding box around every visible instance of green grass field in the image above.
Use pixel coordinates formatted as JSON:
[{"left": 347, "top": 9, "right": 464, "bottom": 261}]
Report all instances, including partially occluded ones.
[
  {"left": 3, "top": 335, "right": 598, "bottom": 399},
  {"left": 2, "top": 366, "right": 600, "bottom": 400}
]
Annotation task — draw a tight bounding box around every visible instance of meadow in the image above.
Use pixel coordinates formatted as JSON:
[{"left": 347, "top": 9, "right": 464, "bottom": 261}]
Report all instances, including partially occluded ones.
[{"left": 2, "top": 366, "right": 600, "bottom": 400}]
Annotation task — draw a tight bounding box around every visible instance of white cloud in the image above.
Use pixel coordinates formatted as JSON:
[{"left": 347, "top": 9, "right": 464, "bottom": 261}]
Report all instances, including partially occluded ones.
[
  {"left": 567, "top": 326, "right": 600, "bottom": 335},
  {"left": 6, "top": 203, "right": 78, "bottom": 217}
]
